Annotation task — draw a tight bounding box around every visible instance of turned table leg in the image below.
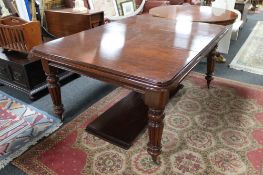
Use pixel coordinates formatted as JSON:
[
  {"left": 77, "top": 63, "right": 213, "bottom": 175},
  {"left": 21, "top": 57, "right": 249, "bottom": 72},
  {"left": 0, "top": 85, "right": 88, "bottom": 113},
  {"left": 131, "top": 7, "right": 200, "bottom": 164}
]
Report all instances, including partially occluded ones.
[
  {"left": 42, "top": 60, "right": 64, "bottom": 120},
  {"left": 205, "top": 45, "right": 217, "bottom": 88},
  {"left": 147, "top": 108, "right": 165, "bottom": 163},
  {"left": 145, "top": 90, "right": 169, "bottom": 163}
]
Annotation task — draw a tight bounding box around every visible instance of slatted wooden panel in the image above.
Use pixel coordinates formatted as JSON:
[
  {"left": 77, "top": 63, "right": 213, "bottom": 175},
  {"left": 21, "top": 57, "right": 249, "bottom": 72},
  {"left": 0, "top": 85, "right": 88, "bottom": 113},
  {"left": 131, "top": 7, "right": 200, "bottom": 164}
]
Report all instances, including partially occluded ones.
[{"left": 0, "top": 17, "right": 42, "bottom": 53}]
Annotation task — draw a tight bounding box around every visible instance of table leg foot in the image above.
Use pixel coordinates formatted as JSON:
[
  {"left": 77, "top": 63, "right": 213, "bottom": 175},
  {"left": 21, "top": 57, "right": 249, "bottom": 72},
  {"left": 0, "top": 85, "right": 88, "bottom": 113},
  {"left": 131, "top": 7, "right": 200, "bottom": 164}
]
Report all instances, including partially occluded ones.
[
  {"left": 205, "top": 75, "right": 213, "bottom": 89},
  {"left": 151, "top": 155, "right": 161, "bottom": 165}
]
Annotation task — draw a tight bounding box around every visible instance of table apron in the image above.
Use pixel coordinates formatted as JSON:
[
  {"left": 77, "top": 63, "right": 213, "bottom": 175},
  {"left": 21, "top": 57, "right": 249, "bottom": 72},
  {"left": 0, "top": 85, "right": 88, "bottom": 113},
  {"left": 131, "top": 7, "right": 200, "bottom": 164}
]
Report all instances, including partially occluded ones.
[
  {"left": 47, "top": 61, "right": 165, "bottom": 94},
  {"left": 42, "top": 38, "right": 218, "bottom": 96}
]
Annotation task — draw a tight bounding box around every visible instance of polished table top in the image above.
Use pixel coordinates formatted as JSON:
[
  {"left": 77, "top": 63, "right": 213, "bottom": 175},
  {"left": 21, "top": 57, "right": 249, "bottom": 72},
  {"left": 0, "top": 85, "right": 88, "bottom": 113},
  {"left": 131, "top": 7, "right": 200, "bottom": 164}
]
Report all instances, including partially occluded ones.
[
  {"left": 149, "top": 5, "right": 238, "bottom": 25},
  {"left": 33, "top": 15, "right": 227, "bottom": 88}
]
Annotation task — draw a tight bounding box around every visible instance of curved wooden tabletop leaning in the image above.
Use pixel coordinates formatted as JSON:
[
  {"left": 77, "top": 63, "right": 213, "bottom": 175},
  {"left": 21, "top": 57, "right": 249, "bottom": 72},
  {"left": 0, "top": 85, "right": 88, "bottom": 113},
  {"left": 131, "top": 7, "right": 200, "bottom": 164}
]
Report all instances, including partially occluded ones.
[{"left": 149, "top": 5, "right": 238, "bottom": 26}]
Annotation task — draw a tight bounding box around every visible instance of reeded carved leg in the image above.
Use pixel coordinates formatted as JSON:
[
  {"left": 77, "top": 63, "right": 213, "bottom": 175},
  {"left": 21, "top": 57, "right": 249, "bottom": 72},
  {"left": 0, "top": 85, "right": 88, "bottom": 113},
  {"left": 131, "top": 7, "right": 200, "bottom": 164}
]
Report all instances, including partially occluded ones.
[
  {"left": 205, "top": 45, "right": 217, "bottom": 88},
  {"left": 42, "top": 60, "right": 64, "bottom": 120},
  {"left": 145, "top": 90, "right": 169, "bottom": 164},
  {"left": 147, "top": 108, "right": 165, "bottom": 163}
]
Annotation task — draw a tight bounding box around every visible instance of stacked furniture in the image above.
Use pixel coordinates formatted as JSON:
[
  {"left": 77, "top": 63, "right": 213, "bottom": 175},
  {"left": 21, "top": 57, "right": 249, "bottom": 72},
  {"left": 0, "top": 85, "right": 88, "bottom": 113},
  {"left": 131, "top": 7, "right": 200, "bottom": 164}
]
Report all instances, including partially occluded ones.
[{"left": 0, "top": 16, "right": 76, "bottom": 100}]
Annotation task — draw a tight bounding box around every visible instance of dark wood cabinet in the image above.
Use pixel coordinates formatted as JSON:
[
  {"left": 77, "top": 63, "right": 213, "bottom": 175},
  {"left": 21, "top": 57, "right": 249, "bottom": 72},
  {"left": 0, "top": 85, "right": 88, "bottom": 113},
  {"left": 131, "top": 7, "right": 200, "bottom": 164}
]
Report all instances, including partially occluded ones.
[
  {"left": 45, "top": 8, "right": 104, "bottom": 37},
  {"left": 0, "top": 50, "right": 76, "bottom": 100}
]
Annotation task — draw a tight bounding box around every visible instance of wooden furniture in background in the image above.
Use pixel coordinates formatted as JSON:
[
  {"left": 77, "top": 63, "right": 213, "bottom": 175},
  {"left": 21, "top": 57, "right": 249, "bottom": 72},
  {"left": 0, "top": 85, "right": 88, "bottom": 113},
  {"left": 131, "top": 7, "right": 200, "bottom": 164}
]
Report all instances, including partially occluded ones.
[
  {"left": 0, "top": 16, "right": 77, "bottom": 99},
  {"left": 0, "top": 17, "right": 42, "bottom": 53},
  {"left": 31, "top": 15, "right": 227, "bottom": 162},
  {"left": 45, "top": 8, "right": 104, "bottom": 37},
  {"left": 0, "top": 51, "right": 76, "bottom": 100}
]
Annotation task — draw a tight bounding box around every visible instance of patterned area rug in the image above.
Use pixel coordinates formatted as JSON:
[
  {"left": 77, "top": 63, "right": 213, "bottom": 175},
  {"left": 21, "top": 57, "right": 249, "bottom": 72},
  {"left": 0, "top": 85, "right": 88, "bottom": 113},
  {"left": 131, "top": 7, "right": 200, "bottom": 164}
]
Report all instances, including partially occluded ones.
[
  {"left": 12, "top": 74, "right": 263, "bottom": 175},
  {"left": 0, "top": 91, "right": 61, "bottom": 169},
  {"left": 230, "top": 21, "right": 263, "bottom": 75}
]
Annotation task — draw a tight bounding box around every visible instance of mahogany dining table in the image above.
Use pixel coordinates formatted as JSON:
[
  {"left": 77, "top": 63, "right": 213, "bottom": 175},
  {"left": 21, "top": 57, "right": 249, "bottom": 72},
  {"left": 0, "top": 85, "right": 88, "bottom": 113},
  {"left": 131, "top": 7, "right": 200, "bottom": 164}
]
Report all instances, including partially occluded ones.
[{"left": 31, "top": 15, "right": 228, "bottom": 163}]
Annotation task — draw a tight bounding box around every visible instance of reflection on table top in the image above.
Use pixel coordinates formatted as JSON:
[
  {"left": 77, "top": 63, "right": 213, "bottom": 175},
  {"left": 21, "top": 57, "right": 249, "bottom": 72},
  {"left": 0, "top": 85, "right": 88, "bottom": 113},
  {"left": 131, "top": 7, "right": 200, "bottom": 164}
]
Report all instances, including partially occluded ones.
[
  {"left": 32, "top": 15, "right": 227, "bottom": 86},
  {"left": 149, "top": 5, "right": 238, "bottom": 25}
]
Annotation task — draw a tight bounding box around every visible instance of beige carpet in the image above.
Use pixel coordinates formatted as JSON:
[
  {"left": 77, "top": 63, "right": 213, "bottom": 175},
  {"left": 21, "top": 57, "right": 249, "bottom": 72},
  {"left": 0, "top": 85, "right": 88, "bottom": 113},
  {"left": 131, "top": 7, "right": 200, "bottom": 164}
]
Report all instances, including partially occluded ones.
[
  {"left": 13, "top": 74, "right": 263, "bottom": 175},
  {"left": 230, "top": 21, "right": 263, "bottom": 75}
]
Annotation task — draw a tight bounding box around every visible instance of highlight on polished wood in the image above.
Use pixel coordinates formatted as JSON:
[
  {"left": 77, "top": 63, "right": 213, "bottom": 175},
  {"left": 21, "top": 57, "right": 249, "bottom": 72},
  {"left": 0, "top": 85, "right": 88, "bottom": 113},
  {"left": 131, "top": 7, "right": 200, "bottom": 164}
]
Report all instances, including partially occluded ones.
[
  {"left": 31, "top": 15, "right": 228, "bottom": 162},
  {"left": 149, "top": 5, "right": 238, "bottom": 26}
]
